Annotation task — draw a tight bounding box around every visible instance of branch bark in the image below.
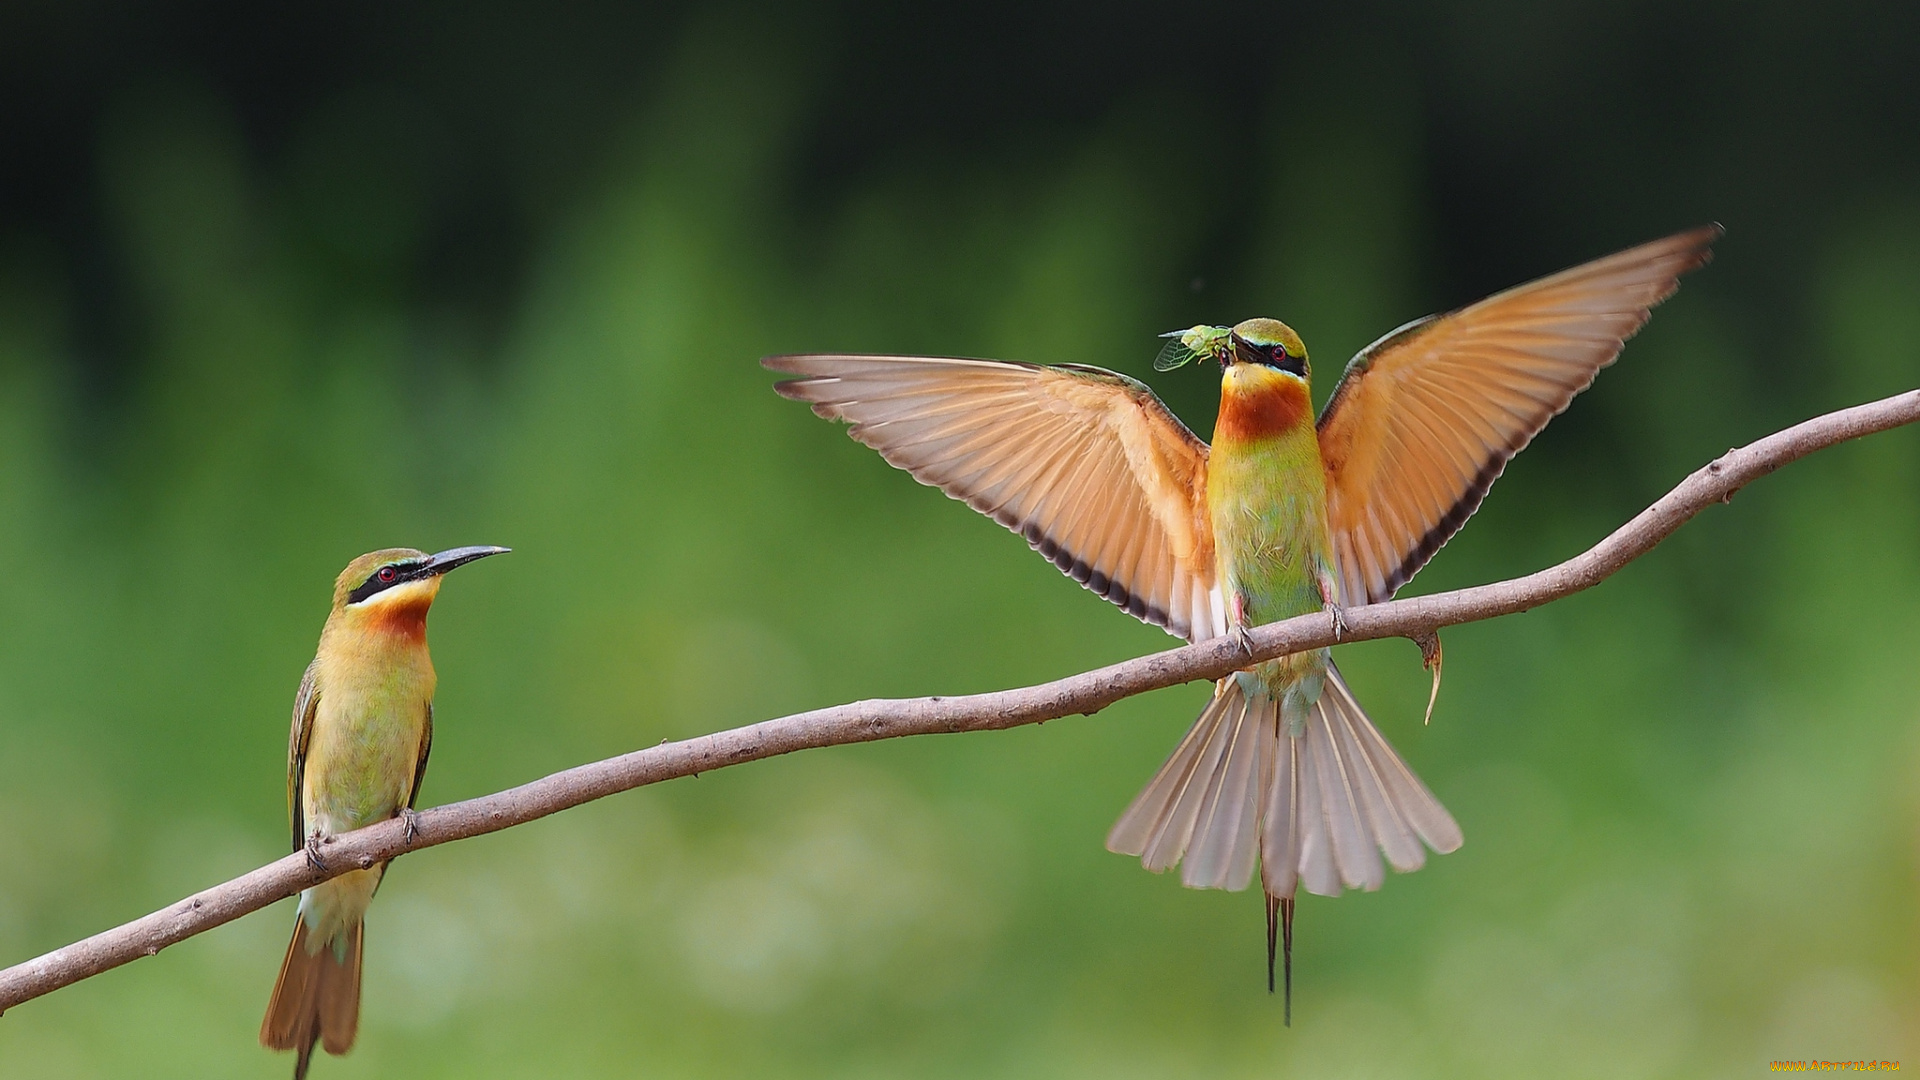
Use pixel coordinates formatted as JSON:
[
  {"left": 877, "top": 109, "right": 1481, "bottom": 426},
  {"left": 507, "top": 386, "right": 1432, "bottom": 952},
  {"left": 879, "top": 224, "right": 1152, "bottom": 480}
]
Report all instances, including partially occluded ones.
[{"left": 3, "top": 387, "right": 1916, "bottom": 1016}]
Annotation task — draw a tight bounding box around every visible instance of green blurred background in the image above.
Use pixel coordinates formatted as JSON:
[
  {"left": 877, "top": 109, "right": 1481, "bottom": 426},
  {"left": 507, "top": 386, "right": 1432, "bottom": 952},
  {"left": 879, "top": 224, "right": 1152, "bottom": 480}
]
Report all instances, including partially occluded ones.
[{"left": 1, "top": 2, "right": 1917, "bottom": 1076}]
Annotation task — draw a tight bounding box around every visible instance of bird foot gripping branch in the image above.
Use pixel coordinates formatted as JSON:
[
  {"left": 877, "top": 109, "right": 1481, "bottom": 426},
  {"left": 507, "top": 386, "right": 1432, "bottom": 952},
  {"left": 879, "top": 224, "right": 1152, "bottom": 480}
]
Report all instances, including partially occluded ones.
[
  {"left": 1318, "top": 570, "right": 1349, "bottom": 641},
  {"left": 302, "top": 832, "right": 326, "bottom": 875},
  {"left": 397, "top": 807, "right": 422, "bottom": 847}
]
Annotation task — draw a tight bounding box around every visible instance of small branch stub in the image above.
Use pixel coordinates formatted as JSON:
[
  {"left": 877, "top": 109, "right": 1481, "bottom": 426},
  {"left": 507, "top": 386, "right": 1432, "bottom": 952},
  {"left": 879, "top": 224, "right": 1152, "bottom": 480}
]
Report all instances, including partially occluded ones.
[{"left": 1412, "top": 629, "right": 1443, "bottom": 726}]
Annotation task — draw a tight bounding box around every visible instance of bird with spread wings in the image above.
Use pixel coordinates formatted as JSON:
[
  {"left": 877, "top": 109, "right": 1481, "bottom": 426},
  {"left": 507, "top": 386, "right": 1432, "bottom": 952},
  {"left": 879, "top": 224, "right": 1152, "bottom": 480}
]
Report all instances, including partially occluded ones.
[{"left": 768, "top": 226, "right": 1718, "bottom": 1010}]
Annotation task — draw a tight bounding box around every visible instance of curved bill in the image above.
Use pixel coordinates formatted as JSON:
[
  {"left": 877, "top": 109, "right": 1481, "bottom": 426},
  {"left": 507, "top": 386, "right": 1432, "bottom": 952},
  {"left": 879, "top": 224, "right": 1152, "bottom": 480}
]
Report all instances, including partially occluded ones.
[{"left": 423, "top": 545, "right": 511, "bottom": 576}]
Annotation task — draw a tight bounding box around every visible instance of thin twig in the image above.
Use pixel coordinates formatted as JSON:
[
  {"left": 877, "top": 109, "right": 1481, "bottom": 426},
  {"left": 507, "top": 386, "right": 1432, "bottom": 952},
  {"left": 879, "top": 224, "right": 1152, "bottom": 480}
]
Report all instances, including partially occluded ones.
[{"left": 2, "top": 388, "right": 1915, "bottom": 1016}]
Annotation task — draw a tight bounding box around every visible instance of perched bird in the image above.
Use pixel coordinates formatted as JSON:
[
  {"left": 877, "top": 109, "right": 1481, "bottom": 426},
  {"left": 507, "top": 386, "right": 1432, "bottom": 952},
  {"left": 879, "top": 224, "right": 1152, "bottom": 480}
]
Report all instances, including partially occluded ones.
[
  {"left": 766, "top": 226, "right": 1718, "bottom": 1014},
  {"left": 260, "top": 545, "right": 508, "bottom": 1078}
]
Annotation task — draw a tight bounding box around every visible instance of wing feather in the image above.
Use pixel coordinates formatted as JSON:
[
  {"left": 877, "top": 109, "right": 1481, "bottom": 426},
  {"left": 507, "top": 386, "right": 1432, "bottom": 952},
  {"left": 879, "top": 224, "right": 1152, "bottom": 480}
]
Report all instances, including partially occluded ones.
[
  {"left": 287, "top": 661, "right": 320, "bottom": 852},
  {"left": 768, "top": 354, "right": 1223, "bottom": 641},
  {"left": 1318, "top": 225, "right": 1719, "bottom": 604},
  {"left": 407, "top": 702, "right": 433, "bottom": 811}
]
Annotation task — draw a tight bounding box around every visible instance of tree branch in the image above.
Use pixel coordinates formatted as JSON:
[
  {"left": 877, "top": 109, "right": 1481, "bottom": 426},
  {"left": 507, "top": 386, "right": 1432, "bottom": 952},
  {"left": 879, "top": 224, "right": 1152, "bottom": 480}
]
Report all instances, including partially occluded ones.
[{"left": 3, "top": 388, "right": 1916, "bottom": 1016}]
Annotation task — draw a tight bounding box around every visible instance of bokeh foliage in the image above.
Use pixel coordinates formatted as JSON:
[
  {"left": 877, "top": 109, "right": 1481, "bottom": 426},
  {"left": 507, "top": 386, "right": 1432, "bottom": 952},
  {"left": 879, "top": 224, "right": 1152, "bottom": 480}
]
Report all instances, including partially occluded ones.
[{"left": 0, "top": 2, "right": 1917, "bottom": 1076}]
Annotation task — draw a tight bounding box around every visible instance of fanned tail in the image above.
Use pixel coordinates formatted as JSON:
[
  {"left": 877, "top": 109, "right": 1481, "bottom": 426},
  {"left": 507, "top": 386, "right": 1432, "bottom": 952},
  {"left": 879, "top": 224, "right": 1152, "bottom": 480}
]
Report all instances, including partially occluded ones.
[
  {"left": 260, "top": 916, "right": 363, "bottom": 1079},
  {"left": 1262, "top": 663, "right": 1462, "bottom": 900},
  {"left": 1106, "top": 678, "right": 1276, "bottom": 890},
  {"left": 1107, "top": 662, "right": 1462, "bottom": 1007},
  {"left": 1108, "top": 663, "right": 1458, "bottom": 894}
]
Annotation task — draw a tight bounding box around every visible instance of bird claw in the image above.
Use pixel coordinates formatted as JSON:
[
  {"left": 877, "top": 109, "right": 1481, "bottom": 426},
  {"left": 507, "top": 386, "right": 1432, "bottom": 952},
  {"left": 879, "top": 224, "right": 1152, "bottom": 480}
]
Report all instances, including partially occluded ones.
[
  {"left": 1316, "top": 573, "right": 1347, "bottom": 641},
  {"left": 304, "top": 831, "right": 327, "bottom": 874},
  {"left": 1232, "top": 624, "right": 1256, "bottom": 660},
  {"left": 398, "top": 807, "right": 421, "bottom": 847},
  {"left": 1324, "top": 601, "right": 1349, "bottom": 641}
]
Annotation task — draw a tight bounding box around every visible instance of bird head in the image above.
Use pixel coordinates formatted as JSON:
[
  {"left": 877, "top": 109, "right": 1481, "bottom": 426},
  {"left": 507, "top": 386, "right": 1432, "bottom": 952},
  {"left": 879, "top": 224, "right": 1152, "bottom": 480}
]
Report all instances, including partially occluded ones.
[
  {"left": 330, "top": 546, "right": 510, "bottom": 624},
  {"left": 1155, "top": 318, "right": 1308, "bottom": 380}
]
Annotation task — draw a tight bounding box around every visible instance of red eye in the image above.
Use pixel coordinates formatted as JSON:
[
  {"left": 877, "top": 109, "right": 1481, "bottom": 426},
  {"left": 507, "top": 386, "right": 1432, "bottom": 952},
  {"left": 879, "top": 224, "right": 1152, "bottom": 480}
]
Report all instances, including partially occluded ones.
[{"left": 378, "top": 567, "right": 398, "bottom": 583}]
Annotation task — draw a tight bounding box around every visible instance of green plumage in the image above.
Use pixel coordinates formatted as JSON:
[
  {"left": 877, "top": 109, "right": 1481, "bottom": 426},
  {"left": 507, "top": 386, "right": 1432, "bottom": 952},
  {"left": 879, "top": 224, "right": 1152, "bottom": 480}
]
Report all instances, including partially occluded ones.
[{"left": 1207, "top": 361, "right": 1334, "bottom": 731}]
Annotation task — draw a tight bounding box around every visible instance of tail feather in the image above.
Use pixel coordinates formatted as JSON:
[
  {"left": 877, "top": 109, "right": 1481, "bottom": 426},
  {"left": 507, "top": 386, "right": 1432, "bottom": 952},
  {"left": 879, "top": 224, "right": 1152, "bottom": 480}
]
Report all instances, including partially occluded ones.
[
  {"left": 1149, "top": 693, "right": 1243, "bottom": 875},
  {"left": 1323, "top": 685, "right": 1423, "bottom": 873},
  {"left": 1113, "top": 662, "right": 1461, "bottom": 900},
  {"left": 1290, "top": 721, "right": 1342, "bottom": 896},
  {"left": 1181, "top": 694, "right": 1275, "bottom": 890},
  {"left": 1313, "top": 697, "right": 1387, "bottom": 891},
  {"left": 1325, "top": 671, "right": 1463, "bottom": 855},
  {"left": 1261, "top": 726, "right": 1299, "bottom": 899},
  {"left": 261, "top": 917, "right": 363, "bottom": 1078},
  {"left": 1108, "top": 685, "right": 1231, "bottom": 871},
  {"left": 317, "top": 922, "right": 362, "bottom": 1055}
]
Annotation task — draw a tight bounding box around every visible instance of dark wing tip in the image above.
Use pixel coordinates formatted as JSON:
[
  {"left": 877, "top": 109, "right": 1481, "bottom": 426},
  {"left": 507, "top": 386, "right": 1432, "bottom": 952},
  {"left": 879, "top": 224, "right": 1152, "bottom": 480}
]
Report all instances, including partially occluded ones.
[
  {"left": 1635, "top": 223, "right": 1721, "bottom": 287},
  {"left": 765, "top": 355, "right": 845, "bottom": 404},
  {"left": 1672, "top": 222, "right": 1724, "bottom": 270},
  {"left": 770, "top": 377, "right": 816, "bottom": 402},
  {"left": 1610, "top": 223, "right": 1722, "bottom": 338},
  {"left": 766, "top": 354, "right": 824, "bottom": 403}
]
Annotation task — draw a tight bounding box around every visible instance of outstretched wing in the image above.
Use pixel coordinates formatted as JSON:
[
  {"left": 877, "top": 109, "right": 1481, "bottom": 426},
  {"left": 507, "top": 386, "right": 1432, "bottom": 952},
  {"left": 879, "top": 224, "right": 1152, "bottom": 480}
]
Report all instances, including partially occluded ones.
[
  {"left": 287, "top": 660, "right": 320, "bottom": 852},
  {"left": 768, "top": 354, "right": 1226, "bottom": 642},
  {"left": 1317, "top": 225, "right": 1720, "bottom": 605}
]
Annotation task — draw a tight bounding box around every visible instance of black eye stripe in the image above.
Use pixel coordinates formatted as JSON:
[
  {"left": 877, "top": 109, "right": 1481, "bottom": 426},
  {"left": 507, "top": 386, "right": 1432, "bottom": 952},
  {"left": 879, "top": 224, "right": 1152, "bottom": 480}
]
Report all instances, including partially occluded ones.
[
  {"left": 348, "top": 561, "right": 425, "bottom": 604},
  {"left": 1230, "top": 333, "right": 1305, "bottom": 375}
]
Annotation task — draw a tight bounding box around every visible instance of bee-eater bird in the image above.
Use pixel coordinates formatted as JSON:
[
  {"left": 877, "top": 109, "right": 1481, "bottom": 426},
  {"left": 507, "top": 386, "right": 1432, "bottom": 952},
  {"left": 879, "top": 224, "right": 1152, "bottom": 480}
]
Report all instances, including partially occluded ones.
[
  {"left": 260, "top": 545, "right": 508, "bottom": 1078},
  {"left": 767, "top": 226, "right": 1718, "bottom": 1012}
]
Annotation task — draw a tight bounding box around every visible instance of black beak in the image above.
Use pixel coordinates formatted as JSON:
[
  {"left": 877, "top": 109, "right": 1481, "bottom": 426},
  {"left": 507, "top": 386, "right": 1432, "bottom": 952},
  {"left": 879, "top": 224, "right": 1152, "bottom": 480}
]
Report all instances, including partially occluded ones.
[{"left": 423, "top": 545, "right": 511, "bottom": 577}]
